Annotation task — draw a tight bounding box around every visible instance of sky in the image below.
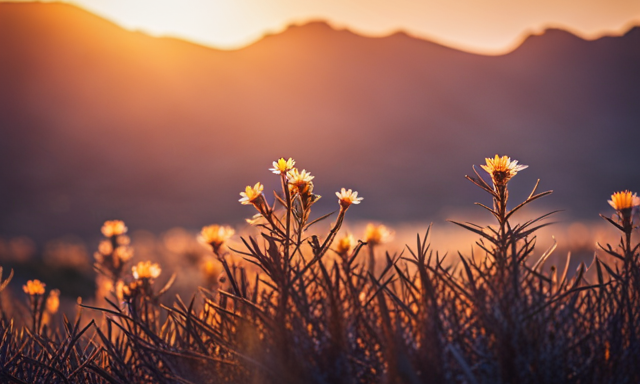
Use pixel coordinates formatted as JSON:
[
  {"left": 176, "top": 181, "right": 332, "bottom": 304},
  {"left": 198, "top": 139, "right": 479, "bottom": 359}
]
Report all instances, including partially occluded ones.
[{"left": 7, "top": 0, "right": 640, "bottom": 54}]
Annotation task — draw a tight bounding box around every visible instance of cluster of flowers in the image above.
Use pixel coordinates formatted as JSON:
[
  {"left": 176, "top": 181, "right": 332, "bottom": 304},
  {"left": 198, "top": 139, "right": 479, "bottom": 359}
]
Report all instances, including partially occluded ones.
[
  {"left": 27, "top": 155, "right": 640, "bottom": 314},
  {"left": 200, "top": 158, "right": 364, "bottom": 253},
  {"left": 195, "top": 157, "right": 368, "bottom": 282},
  {"left": 332, "top": 224, "right": 393, "bottom": 259},
  {"left": 91, "top": 220, "right": 163, "bottom": 301},
  {"left": 238, "top": 157, "right": 362, "bottom": 215},
  {"left": 94, "top": 220, "right": 134, "bottom": 280}
]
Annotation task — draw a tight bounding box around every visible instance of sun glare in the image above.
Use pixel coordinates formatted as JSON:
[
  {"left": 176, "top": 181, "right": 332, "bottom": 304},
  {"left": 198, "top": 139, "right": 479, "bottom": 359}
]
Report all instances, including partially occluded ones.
[
  {"left": 69, "top": 0, "right": 277, "bottom": 48},
  {"left": 11, "top": 0, "right": 640, "bottom": 53}
]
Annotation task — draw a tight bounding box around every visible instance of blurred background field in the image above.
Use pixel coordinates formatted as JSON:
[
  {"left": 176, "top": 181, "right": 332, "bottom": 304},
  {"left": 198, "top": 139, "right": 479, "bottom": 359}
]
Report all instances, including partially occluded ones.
[
  {"left": 1, "top": 4, "right": 640, "bottom": 381},
  {"left": 0, "top": 212, "right": 627, "bottom": 308},
  {"left": 1, "top": 3, "right": 640, "bottom": 240},
  {"left": 0, "top": 1, "right": 639, "bottom": 303}
]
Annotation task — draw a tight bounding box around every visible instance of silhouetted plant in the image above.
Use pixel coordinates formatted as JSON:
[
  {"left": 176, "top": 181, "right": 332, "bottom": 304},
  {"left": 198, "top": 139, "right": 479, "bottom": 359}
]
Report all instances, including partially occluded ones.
[{"left": 0, "top": 156, "right": 637, "bottom": 384}]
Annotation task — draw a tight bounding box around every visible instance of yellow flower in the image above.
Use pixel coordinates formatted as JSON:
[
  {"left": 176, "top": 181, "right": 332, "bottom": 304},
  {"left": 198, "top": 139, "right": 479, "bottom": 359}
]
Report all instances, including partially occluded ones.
[
  {"left": 46, "top": 289, "right": 60, "bottom": 314},
  {"left": 336, "top": 188, "right": 363, "bottom": 209},
  {"left": 98, "top": 240, "right": 113, "bottom": 255},
  {"left": 608, "top": 190, "right": 640, "bottom": 211},
  {"left": 116, "top": 235, "right": 131, "bottom": 246},
  {"left": 200, "top": 225, "right": 235, "bottom": 250},
  {"left": 364, "top": 224, "right": 392, "bottom": 246},
  {"left": 269, "top": 157, "right": 295, "bottom": 175},
  {"left": 335, "top": 234, "right": 355, "bottom": 256},
  {"left": 114, "top": 246, "right": 134, "bottom": 264},
  {"left": 480, "top": 155, "right": 528, "bottom": 186},
  {"left": 101, "top": 220, "right": 128, "bottom": 237},
  {"left": 239, "top": 182, "right": 264, "bottom": 205},
  {"left": 287, "top": 169, "right": 315, "bottom": 196},
  {"left": 132, "top": 261, "right": 162, "bottom": 280},
  {"left": 122, "top": 281, "right": 141, "bottom": 298},
  {"left": 287, "top": 168, "right": 314, "bottom": 187},
  {"left": 23, "top": 279, "right": 46, "bottom": 296}
]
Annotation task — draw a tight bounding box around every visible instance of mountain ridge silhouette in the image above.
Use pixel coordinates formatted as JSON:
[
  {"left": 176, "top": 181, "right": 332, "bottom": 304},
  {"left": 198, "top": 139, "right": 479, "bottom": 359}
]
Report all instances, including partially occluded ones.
[{"left": 1, "top": 2, "right": 639, "bottom": 241}]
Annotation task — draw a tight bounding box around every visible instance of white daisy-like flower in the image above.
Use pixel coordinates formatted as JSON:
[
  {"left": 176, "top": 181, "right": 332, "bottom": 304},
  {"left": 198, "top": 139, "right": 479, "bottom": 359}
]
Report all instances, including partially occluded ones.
[{"left": 336, "top": 188, "right": 363, "bottom": 209}]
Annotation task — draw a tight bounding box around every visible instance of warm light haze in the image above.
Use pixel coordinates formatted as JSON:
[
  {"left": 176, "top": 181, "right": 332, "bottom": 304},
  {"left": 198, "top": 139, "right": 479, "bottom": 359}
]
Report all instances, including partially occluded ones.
[
  {"left": 6, "top": 0, "right": 640, "bottom": 53},
  {"left": 1, "top": 0, "right": 640, "bottom": 379}
]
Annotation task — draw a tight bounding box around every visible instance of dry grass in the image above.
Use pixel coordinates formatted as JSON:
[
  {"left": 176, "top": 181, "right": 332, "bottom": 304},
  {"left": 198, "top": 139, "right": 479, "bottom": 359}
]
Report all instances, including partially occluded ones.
[{"left": 0, "top": 156, "right": 639, "bottom": 383}]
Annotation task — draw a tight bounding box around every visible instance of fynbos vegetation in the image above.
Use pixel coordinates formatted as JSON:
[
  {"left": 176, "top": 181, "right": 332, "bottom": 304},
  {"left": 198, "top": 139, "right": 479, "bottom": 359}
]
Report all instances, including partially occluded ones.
[{"left": 0, "top": 156, "right": 638, "bottom": 383}]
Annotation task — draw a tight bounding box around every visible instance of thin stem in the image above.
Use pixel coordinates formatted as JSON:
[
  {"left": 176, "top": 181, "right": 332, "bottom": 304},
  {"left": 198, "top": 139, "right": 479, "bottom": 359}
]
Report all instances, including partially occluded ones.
[
  {"left": 31, "top": 296, "right": 37, "bottom": 333},
  {"left": 282, "top": 174, "right": 292, "bottom": 272},
  {"left": 317, "top": 207, "right": 347, "bottom": 259},
  {"left": 493, "top": 183, "right": 509, "bottom": 265},
  {"left": 368, "top": 244, "right": 376, "bottom": 276}
]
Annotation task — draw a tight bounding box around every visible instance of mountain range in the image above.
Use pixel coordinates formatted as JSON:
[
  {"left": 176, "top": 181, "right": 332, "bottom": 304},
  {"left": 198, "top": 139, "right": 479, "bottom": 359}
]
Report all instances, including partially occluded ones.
[{"left": 1, "top": 2, "right": 639, "bottom": 242}]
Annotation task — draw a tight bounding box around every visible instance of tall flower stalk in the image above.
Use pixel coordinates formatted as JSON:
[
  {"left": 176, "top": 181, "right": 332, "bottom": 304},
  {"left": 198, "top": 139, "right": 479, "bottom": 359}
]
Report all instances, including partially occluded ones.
[
  {"left": 233, "top": 157, "right": 362, "bottom": 381},
  {"left": 598, "top": 190, "right": 640, "bottom": 355},
  {"left": 478, "top": 155, "right": 529, "bottom": 263},
  {"left": 94, "top": 220, "right": 134, "bottom": 299},
  {"left": 363, "top": 223, "right": 391, "bottom": 275},
  {"left": 23, "top": 279, "right": 46, "bottom": 333},
  {"left": 448, "top": 155, "right": 575, "bottom": 383},
  {"left": 601, "top": 190, "right": 640, "bottom": 266}
]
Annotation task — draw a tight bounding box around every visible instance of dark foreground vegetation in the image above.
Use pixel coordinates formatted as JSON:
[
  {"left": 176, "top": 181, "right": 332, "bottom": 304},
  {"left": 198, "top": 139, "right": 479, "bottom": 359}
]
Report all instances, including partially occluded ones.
[{"left": 0, "top": 156, "right": 639, "bottom": 384}]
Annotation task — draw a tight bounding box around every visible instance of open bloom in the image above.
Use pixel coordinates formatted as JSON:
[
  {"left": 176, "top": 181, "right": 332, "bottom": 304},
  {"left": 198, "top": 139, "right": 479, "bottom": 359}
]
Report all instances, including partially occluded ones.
[
  {"left": 239, "top": 182, "right": 264, "bottom": 205},
  {"left": 287, "top": 168, "right": 314, "bottom": 191},
  {"left": 200, "top": 224, "right": 235, "bottom": 251},
  {"left": 336, "top": 188, "right": 363, "bottom": 209},
  {"left": 98, "top": 240, "right": 113, "bottom": 256},
  {"left": 270, "top": 157, "right": 295, "bottom": 175},
  {"left": 101, "top": 220, "right": 128, "bottom": 237},
  {"left": 23, "top": 279, "right": 46, "bottom": 296},
  {"left": 335, "top": 234, "right": 355, "bottom": 256},
  {"left": 364, "top": 224, "right": 392, "bottom": 246},
  {"left": 122, "top": 281, "right": 142, "bottom": 298},
  {"left": 480, "top": 155, "right": 528, "bottom": 186},
  {"left": 132, "top": 261, "right": 162, "bottom": 280},
  {"left": 608, "top": 190, "right": 640, "bottom": 211},
  {"left": 116, "top": 235, "right": 131, "bottom": 246},
  {"left": 113, "top": 246, "right": 134, "bottom": 264}
]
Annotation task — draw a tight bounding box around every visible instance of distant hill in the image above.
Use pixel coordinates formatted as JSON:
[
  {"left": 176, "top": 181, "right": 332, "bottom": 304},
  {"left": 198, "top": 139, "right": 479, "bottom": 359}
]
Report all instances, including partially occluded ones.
[{"left": 1, "top": 2, "right": 639, "bottom": 241}]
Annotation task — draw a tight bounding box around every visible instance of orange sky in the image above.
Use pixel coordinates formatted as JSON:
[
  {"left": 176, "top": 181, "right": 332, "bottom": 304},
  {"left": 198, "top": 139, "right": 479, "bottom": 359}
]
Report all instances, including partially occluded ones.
[{"left": 6, "top": 0, "right": 640, "bottom": 54}]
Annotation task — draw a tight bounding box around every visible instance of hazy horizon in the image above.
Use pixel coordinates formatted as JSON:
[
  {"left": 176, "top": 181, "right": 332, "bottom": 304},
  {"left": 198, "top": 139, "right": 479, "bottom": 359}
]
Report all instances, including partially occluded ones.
[
  {"left": 1, "top": 2, "right": 639, "bottom": 246},
  {"left": 3, "top": 0, "right": 640, "bottom": 54}
]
